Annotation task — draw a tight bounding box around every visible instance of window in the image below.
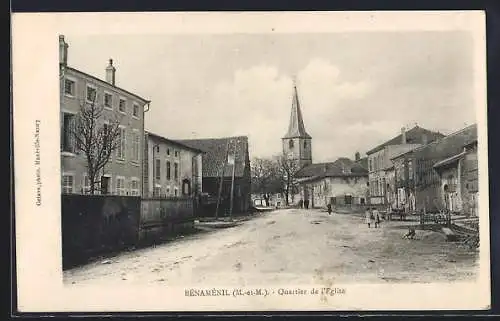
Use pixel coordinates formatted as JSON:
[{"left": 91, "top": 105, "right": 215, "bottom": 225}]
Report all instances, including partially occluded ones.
[
  {"left": 116, "top": 127, "right": 126, "bottom": 160},
  {"left": 303, "top": 141, "right": 307, "bottom": 149},
  {"left": 101, "top": 176, "right": 111, "bottom": 194},
  {"left": 116, "top": 177, "right": 126, "bottom": 195},
  {"left": 174, "top": 162, "right": 179, "bottom": 181},
  {"left": 62, "top": 174, "right": 74, "bottom": 194},
  {"left": 166, "top": 161, "right": 171, "bottom": 180},
  {"left": 174, "top": 150, "right": 179, "bottom": 157},
  {"left": 61, "top": 112, "right": 76, "bottom": 153},
  {"left": 174, "top": 188, "right": 178, "bottom": 197},
  {"left": 155, "top": 159, "right": 161, "bottom": 180},
  {"left": 119, "top": 98, "right": 127, "bottom": 113},
  {"left": 64, "top": 79, "right": 75, "bottom": 96},
  {"left": 369, "top": 159, "right": 372, "bottom": 172},
  {"left": 86, "top": 85, "right": 97, "bottom": 103},
  {"left": 345, "top": 195, "right": 352, "bottom": 205},
  {"left": 130, "top": 178, "right": 140, "bottom": 196},
  {"left": 289, "top": 140, "right": 294, "bottom": 149},
  {"left": 166, "top": 186, "right": 171, "bottom": 195},
  {"left": 408, "top": 160, "right": 414, "bottom": 179},
  {"left": 82, "top": 175, "right": 90, "bottom": 194},
  {"left": 167, "top": 148, "right": 170, "bottom": 156},
  {"left": 182, "top": 179, "right": 191, "bottom": 196},
  {"left": 132, "top": 130, "right": 140, "bottom": 162},
  {"left": 154, "top": 186, "right": 161, "bottom": 197},
  {"left": 133, "top": 103, "right": 139, "bottom": 118},
  {"left": 104, "top": 92, "right": 113, "bottom": 109}
]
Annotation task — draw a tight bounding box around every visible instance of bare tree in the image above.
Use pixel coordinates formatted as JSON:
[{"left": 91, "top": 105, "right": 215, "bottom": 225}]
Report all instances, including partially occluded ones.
[
  {"left": 71, "top": 97, "right": 123, "bottom": 194},
  {"left": 251, "top": 157, "right": 282, "bottom": 206},
  {"left": 276, "top": 153, "right": 301, "bottom": 206}
]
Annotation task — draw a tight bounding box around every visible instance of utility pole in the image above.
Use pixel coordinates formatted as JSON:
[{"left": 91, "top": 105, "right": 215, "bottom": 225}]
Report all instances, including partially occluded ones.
[
  {"left": 215, "top": 140, "right": 230, "bottom": 219},
  {"left": 229, "top": 140, "right": 237, "bottom": 218}
]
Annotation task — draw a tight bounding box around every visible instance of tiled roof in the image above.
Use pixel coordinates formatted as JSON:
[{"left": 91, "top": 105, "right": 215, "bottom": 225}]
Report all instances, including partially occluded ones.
[
  {"left": 145, "top": 131, "right": 205, "bottom": 153},
  {"left": 283, "top": 84, "right": 311, "bottom": 139},
  {"left": 366, "top": 126, "right": 445, "bottom": 155},
  {"left": 296, "top": 157, "right": 368, "bottom": 178},
  {"left": 176, "top": 136, "right": 249, "bottom": 178},
  {"left": 433, "top": 151, "right": 467, "bottom": 169},
  {"left": 409, "top": 124, "right": 478, "bottom": 162},
  {"left": 355, "top": 157, "right": 368, "bottom": 170}
]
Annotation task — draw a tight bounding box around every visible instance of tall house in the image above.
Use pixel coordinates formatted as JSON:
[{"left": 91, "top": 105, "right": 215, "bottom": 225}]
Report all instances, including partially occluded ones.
[
  {"left": 59, "top": 35, "right": 150, "bottom": 196},
  {"left": 282, "top": 82, "right": 312, "bottom": 169},
  {"left": 143, "top": 132, "right": 204, "bottom": 198},
  {"left": 365, "top": 125, "right": 445, "bottom": 206}
]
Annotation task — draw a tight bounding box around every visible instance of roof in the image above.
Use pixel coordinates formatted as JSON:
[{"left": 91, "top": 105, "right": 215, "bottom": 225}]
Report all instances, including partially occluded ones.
[
  {"left": 176, "top": 136, "right": 249, "bottom": 178},
  {"left": 393, "top": 124, "right": 478, "bottom": 162},
  {"left": 145, "top": 131, "right": 204, "bottom": 153},
  {"left": 433, "top": 151, "right": 467, "bottom": 169},
  {"left": 355, "top": 157, "right": 368, "bottom": 170},
  {"left": 64, "top": 66, "right": 150, "bottom": 104},
  {"left": 295, "top": 157, "right": 368, "bottom": 179},
  {"left": 366, "top": 125, "right": 445, "bottom": 155},
  {"left": 282, "top": 84, "right": 311, "bottom": 139}
]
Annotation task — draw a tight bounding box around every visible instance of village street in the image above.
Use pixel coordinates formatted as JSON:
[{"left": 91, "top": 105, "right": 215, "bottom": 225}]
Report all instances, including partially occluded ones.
[{"left": 63, "top": 209, "right": 478, "bottom": 286}]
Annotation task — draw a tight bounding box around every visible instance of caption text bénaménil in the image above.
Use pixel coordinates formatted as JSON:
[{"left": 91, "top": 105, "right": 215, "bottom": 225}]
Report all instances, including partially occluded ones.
[
  {"left": 185, "top": 287, "right": 346, "bottom": 298},
  {"left": 34, "top": 120, "right": 42, "bottom": 206}
]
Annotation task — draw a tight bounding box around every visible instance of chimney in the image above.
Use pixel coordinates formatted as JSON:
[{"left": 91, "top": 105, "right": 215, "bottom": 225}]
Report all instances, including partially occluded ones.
[
  {"left": 401, "top": 127, "right": 407, "bottom": 144},
  {"left": 106, "top": 58, "right": 116, "bottom": 85},
  {"left": 422, "top": 134, "right": 428, "bottom": 145},
  {"left": 355, "top": 151, "right": 360, "bottom": 161},
  {"left": 59, "top": 35, "right": 68, "bottom": 66}
]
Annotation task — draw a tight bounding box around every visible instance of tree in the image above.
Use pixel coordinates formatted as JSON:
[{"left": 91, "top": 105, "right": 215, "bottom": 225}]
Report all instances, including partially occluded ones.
[
  {"left": 251, "top": 157, "right": 282, "bottom": 206},
  {"left": 276, "top": 153, "right": 301, "bottom": 206},
  {"left": 71, "top": 97, "right": 123, "bottom": 194}
]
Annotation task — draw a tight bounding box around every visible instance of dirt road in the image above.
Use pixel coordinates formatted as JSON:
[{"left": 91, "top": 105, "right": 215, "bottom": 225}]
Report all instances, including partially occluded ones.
[{"left": 64, "top": 209, "right": 478, "bottom": 286}]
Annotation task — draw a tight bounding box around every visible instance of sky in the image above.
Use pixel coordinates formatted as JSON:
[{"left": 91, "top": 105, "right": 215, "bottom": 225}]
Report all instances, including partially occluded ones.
[{"left": 65, "top": 31, "right": 476, "bottom": 163}]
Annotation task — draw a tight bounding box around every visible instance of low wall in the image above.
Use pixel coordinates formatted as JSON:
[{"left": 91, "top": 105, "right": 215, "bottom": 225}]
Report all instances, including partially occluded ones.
[
  {"left": 61, "top": 194, "right": 141, "bottom": 269},
  {"left": 139, "top": 197, "right": 195, "bottom": 244}
]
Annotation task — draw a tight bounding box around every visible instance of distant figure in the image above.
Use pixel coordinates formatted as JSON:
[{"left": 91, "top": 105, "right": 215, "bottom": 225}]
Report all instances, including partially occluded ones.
[
  {"left": 365, "top": 208, "right": 372, "bottom": 228},
  {"left": 327, "top": 203, "right": 332, "bottom": 215},
  {"left": 373, "top": 208, "right": 381, "bottom": 228},
  {"left": 402, "top": 227, "right": 416, "bottom": 239},
  {"left": 304, "top": 199, "right": 310, "bottom": 209}
]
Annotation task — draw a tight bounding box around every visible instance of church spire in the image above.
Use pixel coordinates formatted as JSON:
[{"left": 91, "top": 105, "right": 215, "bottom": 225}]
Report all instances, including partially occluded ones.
[{"left": 283, "top": 80, "right": 311, "bottom": 139}]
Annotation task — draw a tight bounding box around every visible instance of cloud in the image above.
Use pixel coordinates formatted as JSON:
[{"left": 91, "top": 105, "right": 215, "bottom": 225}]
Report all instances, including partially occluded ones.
[{"left": 190, "top": 59, "right": 375, "bottom": 160}]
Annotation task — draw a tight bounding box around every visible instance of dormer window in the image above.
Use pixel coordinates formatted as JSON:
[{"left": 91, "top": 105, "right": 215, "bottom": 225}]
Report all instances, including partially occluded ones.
[
  {"left": 303, "top": 141, "right": 307, "bottom": 149},
  {"left": 289, "top": 140, "right": 294, "bottom": 149}
]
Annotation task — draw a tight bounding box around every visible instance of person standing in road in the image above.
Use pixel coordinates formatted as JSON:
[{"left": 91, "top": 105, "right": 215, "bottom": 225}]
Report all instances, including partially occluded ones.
[
  {"left": 327, "top": 203, "right": 332, "bottom": 215},
  {"left": 365, "top": 207, "right": 372, "bottom": 228},
  {"left": 373, "top": 208, "right": 381, "bottom": 228}
]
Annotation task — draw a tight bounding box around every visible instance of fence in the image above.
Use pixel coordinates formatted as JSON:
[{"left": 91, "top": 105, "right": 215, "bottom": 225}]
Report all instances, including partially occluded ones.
[{"left": 61, "top": 194, "right": 141, "bottom": 269}]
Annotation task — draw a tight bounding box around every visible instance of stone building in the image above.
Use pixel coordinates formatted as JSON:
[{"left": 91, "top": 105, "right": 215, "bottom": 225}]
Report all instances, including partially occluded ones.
[
  {"left": 390, "top": 124, "right": 477, "bottom": 213},
  {"left": 433, "top": 139, "right": 478, "bottom": 216},
  {"left": 365, "top": 125, "right": 444, "bottom": 206},
  {"left": 295, "top": 157, "right": 369, "bottom": 209},
  {"left": 59, "top": 35, "right": 150, "bottom": 196},
  {"left": 143, "top": 132, "right": 204, "bottom": 198}
]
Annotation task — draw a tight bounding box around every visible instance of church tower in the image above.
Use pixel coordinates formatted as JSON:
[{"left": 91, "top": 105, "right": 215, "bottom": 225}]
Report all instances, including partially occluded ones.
[{"left": 282, "top": 81, "right": 312, "bottom": 169}]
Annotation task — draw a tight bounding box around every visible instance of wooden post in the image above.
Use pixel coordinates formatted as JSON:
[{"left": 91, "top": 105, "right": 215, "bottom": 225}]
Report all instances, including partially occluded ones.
[
  {"left": 215, "top": 141, "right": 230, "bottom": 219},
  {"left": 229, "top": 155, "right": 236, "bottom": 218}
]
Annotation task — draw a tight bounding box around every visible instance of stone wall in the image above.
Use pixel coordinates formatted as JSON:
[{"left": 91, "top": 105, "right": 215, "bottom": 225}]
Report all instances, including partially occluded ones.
[{"left": 61, "top": 194, "right": 141, "bottom": 269}]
